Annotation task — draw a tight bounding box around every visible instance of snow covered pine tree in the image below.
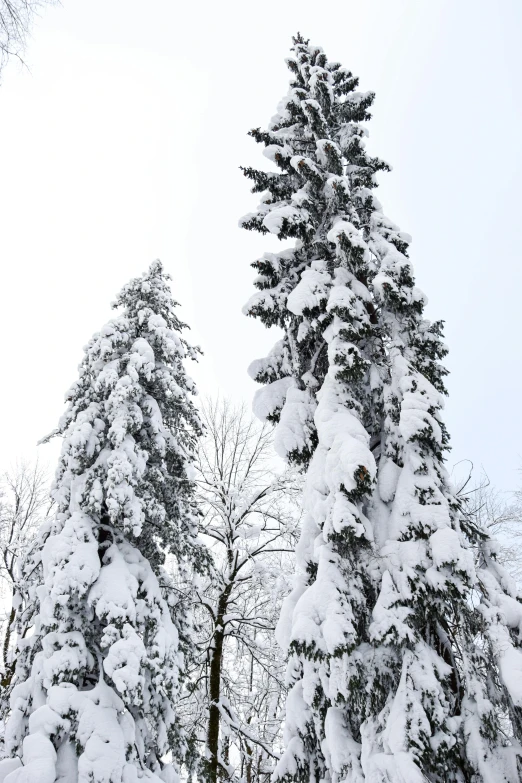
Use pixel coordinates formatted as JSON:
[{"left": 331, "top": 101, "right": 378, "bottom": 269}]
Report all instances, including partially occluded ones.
[
  {"left": 0, "top": 261, "right": 204, "bottom": 783},
  {"left": 241, "top": 34, "right": 522, "bottom": 783}
]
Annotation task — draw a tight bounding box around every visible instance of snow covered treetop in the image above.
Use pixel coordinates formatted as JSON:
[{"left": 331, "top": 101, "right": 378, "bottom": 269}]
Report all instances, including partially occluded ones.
[
  {"left": 48, "top": 259, "right": 203, "bottom": 570},
  {"left": 241, "top": 33, "right": 442, "bottom": 469}
]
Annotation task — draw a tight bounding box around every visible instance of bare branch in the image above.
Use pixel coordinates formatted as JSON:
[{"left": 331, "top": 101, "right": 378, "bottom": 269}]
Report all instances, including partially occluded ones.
[{"left": 0, "top": 0, "right": 57, "bottom": 76}]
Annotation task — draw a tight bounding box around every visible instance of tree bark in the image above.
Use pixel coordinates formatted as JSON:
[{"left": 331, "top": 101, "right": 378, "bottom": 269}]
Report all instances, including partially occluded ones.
[
  {"left": 206, "top": 585, "right": 232, "bottom": 783},
  {"left": 1, "top": 600, "right": 16, "bottom": 690}
]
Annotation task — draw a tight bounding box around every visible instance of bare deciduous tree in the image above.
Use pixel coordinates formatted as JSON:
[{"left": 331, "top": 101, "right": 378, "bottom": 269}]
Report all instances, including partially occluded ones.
[
  {"left": 0, "top": 459, "right": 51, "bottom": 687},
  {"left": 459, "top": 467, "right": 522, "bottom": 584},
  {"left": 182, "top": 400, "right": 300, "bottom": 783}
]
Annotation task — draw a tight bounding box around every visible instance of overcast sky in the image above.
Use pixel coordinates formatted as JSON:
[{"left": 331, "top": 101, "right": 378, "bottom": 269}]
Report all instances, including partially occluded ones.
[{"left": 0, "top": 0, "right": 520, "bottom": 492}]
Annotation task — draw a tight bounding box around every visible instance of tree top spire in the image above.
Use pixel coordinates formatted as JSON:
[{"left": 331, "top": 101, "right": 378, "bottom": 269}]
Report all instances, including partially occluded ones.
[{"left": 292, "top": 32, "right": 309, "bottom": 46}]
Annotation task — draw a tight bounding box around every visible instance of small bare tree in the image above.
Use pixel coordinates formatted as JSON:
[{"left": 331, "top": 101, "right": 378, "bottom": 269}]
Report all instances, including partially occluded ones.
[
  {"left": 183, "top": 400, "right": 300, "bottom": 783},
  {"left": 0, "top": 459, "right": 51, "bottom": 687},
  {"left": 459, "top": 468, "right": 522, "bottom": 585}
]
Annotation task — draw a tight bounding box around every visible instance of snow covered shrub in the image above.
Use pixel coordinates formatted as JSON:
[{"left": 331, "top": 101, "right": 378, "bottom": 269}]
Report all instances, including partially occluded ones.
[
  {"left": 0, "top": 261, "right": 205, "bottom": 783},
  {"left": 242, "top": 34, "right": 522, "bottom": 783}
]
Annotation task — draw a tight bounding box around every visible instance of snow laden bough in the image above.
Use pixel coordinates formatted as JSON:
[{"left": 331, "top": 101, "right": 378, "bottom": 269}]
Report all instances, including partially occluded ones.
[
  {"left": 0, "top": 261, "right": 204, "bottom": 783},
  {"left": 242, "top": 34, "right": 522, "bottom": 783}
]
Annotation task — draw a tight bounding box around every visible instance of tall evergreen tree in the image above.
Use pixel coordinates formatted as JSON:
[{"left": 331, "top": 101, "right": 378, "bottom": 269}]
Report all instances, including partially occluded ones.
[
  {"left": 0, "top": 261, "right": 204, "bottom": 783},
  {"left": 242, "top": 34, "right": 522, "bottom": 783}
]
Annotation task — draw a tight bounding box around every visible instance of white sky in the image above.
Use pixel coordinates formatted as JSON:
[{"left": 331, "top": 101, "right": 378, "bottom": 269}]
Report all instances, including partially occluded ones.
[{"left": 0, "top": 0, "right": 521, "bottom": 492}]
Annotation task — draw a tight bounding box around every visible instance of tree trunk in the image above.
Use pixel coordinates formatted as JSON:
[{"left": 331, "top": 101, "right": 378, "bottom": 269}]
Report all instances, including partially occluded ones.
[
  {"left": 245, "top": 641, "right": 255, "bottom": 783},
  {"left": 206, "top": 585, "right": 232, "bottom": 783},
  {"left": 1, "top": 597, "right": 15, "bottom": 690},
  {"left": 245, "top": 737, "right": 253, "bottom": 783}
]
